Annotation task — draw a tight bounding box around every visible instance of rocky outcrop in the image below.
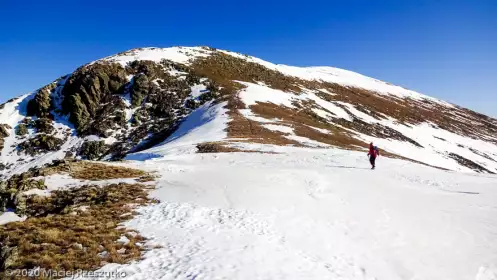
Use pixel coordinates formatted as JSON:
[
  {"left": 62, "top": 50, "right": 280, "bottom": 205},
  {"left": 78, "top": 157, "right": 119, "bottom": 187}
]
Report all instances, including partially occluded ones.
[
  {"left": 130, "top": 74, "right": 150, "bottom": 107},
  {"left": 0, "top": 172, "right": 46, "bottom": 214},
  {"left": 18, "top": 134, "right": 64, "bottom": 156},
  {"left": 26, "top": 82, "right": 57, "bottom": 118},
  {"left": 78, "top": 140, "right": 108, "bottom": 160},
  {"left": 15, "top": 123, "right": 28, "bottom": 136},
  {"left": 61, "top": 63, "right": 128, "bottom": 132},
  {"left": 35, "top": 118, "right": 55, "bottom": 134},
  {"left": 0, "top": 124, "right": 11, "bottom": 153},
  {"left": 0, "top": 245, "right": 18, "bottom": 270}
]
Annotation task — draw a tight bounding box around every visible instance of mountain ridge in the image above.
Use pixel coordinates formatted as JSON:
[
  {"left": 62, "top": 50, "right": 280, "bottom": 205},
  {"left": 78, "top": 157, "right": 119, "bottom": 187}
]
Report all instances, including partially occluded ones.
[{"left": 1, "top": 46, "right": 496, "bottom": 177}]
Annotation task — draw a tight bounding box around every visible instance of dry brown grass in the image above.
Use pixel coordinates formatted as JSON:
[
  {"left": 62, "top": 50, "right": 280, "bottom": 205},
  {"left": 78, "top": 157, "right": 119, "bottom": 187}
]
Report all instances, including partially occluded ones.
[
  {"left": 0, "top": 183, "right": 156, "bottom": 279},
  {"left": 196, "top": 142, "right": 243, "bottom": 153},
  {"left": 249, "top": 102, "right": 367, "bottom": 149},
  {"left": 196, "top": 142, "right": 270, "bottom": 154},
  {"left": 191, "top": 50, "right": 497, "bottom": 145},
  {"left": 42, "top": 161, "right": 146, "bottom": 180}
]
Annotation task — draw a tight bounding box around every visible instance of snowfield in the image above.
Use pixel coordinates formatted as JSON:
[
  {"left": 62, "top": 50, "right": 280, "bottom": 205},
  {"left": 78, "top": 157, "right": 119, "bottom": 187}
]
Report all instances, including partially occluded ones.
[{"left": 76, "top": 145, "right": 497, "bottom": 280}]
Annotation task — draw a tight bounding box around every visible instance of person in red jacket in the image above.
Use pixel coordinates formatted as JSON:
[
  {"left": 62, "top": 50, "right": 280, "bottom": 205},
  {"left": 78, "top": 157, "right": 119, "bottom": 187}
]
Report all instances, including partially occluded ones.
[{"left": 367, "top": 142, "right": 380, "bottom": 169}]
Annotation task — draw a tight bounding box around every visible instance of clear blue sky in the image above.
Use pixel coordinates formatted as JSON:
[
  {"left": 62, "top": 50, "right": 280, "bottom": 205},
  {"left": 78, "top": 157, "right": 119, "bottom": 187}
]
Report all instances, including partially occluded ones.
[{"left": 1, "top": 0, "right": 496, "bottom": 117}]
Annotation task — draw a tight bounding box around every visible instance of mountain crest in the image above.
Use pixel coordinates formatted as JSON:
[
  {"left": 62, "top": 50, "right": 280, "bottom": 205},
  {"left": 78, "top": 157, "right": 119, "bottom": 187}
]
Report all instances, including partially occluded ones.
[{"left": 1, "top": 46, "right": 497, "bottom": 177}]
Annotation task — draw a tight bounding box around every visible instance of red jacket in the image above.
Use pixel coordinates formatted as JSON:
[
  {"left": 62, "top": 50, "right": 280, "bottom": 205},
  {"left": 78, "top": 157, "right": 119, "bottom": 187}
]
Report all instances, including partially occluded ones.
[{"left": 368, "top": 144, "right": 379, "bottom": 157}]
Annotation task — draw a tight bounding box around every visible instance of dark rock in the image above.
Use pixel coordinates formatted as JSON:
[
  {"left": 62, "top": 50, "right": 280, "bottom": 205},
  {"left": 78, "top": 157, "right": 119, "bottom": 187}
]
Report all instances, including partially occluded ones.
[
  {"left": 27, "top": 83, "right": 56, "bottom": 117},
  {"left": 78, "top": 140, "right": 108, "bottom": 160},
  {"left": 0, "top": 124, "right": 10, "bottom": 138},
  {"left": 18, "top": 135, "right": 64, "bottom": 156},
  {"left": 0, "top": 246, "right": 19, "bottom": 270},
  {"left": 131, "top": 74, "right": 149, "bottom": 107},
  {"left": 61, "top": 63, "right": 128, "bottom": 132},
  {"left": 35, "top": 118, "right": 55, "bottom": 134},
  {"left": 448, "top": 153, "right": 495, "bottom": 174},
  {"left": 0, "top": 124, "right": 11, "bottom": 153},
  {"left": 15, "top": 124, "right": 28, "bottom": 136},
  {"left": 0, "top": 172, "right": 46, "bottom": 214}
]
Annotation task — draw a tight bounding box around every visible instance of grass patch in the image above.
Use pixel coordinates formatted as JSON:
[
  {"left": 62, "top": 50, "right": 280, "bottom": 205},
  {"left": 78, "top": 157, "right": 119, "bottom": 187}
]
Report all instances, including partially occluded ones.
[
  {"left": 0, "top": 183, "right": 156, "bottom": 278},
  {"left": 42, "top": 161, "right": 146, "bottom": 180},
  {"left": 196, "top": 142, "right": 265, "bottom": 153}
]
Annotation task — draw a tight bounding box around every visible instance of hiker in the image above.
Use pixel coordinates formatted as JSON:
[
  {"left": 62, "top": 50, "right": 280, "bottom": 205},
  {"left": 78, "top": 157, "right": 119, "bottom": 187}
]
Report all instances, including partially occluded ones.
[{"left": 367, "top": 142, "right": 380, "bottom": 169}]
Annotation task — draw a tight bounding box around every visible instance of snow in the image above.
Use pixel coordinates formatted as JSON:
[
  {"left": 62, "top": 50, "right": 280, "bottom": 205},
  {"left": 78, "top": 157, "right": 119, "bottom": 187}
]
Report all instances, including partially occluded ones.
[
  {"left": 98, "top": 47, "right": 212, "bottom": 67},
  {"left": 23, "top": 173, "right": 145, "bottom": 197},
  {"left": 0, "top": 77, "right": 83, "bottom": 178},
  {"left": 1, "top": 46, "right": 495, "bottom": 179},
  {"left": 300, "top": 91, "right": 353, "bottom": 121},
  {"left": 0, "top": 93, "right": 33, "bottom": 171},
  {"left": 117, "top": 235, "right": 130, "bottom": 245},
  {"left": 0, "top": 211, "right": 26, "bottom": 225},
  {"left": 307, "top": 125, "right": 331, "bottom": 134},
  {"left": 262, "top": 124, "right": 294, "bottom": 134},
  {"left": 90, "top": 46, "right": 453, "bottom": 109},
  {"left": 126, "top": 101, "right": 229, "bottom": 160},
  {"left": 238, "top": 81, "right": 296, "bottom": 108},
  {"left": 239, "top": 109, "right": 280, "bottom": 123},
  {"left": 218, "top": 49, "right": 451, "bottom": 105},
  {"left": 232, "top": 78, "right": 497, "bottom": 172},
  {"left": 336, "top": 116, "right": 497, "bottom": 173},
  {"left": 77, "top": 146, "right": 497, "bottom": 280},
  {"left": 262, "top": 124, "right": 329, "bottom": 147},
  {"left": 286, "top": 135, "right": 330, "bottom": 147},
  {"left": 231, "top": 78, "right": 496, "bottom": 172},
  {"left": 189, "top": 84, "right": 209, "bottom": 99}
]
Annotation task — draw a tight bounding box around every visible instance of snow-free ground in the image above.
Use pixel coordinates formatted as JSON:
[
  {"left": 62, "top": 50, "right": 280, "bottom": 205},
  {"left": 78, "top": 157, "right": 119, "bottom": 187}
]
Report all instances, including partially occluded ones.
[{"left": 76, "top": 145, "right": 497, "bottom": 280}]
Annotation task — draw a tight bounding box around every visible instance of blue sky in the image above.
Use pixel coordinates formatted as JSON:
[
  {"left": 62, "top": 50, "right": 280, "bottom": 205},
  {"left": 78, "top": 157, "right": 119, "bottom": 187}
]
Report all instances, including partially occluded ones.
[{"left": 1, "top": 0, "right": 496, "bottom": 117}]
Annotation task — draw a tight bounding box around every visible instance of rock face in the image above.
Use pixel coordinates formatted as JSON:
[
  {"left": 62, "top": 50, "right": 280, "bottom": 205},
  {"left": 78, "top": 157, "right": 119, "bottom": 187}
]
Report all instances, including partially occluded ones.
[
  {"left": 27, "top": 82, "right": 57, "bottom": 118},
  {"left": 0, "top": 124, "right": 11, "bottom": 153},
  {"left": 0, "top": 46, "right": 497, "bottom": 176},
  {"left": 61, "top": 63, "right": 128, "bottom": 133}
]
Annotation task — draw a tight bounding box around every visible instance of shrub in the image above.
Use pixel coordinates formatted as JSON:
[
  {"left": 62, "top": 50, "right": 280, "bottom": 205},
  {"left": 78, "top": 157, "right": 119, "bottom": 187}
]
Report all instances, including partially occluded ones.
[
  {"left": 15, "top": 124, "right": 28, "bottom": 136},
  {"left": 78, "top": 141, "right": 108, "bottom": 160}
]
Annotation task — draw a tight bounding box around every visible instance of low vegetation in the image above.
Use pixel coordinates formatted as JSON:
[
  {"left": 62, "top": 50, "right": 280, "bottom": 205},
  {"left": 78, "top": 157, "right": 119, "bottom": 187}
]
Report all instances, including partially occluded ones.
[
  {"left": 0, "top": 183, "right": 155, "bottom": 278},
  {"left": 41, "top": 160, "right": 146, "bottom": 180},
  {"left": 17, "top": 135, "right": 64, "bottom": 156},
  {"left": 78, "top": 140, "right": 109, "bottom": 160},
  {"left": 0, "top": 161, "right": 157, "bottom": 279},
  {"left": 196, "top": 142, "right": 264, "bottom": 153}
]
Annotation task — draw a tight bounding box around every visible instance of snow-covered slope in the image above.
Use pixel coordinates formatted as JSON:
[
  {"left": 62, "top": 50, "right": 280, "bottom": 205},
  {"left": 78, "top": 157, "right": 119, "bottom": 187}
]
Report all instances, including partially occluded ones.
[
  {"left": 1, "top": 45, "right": 497, "bottom": 178},
  {"left": 80, "top": 145, "right": 497, "bottom": 280}
]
